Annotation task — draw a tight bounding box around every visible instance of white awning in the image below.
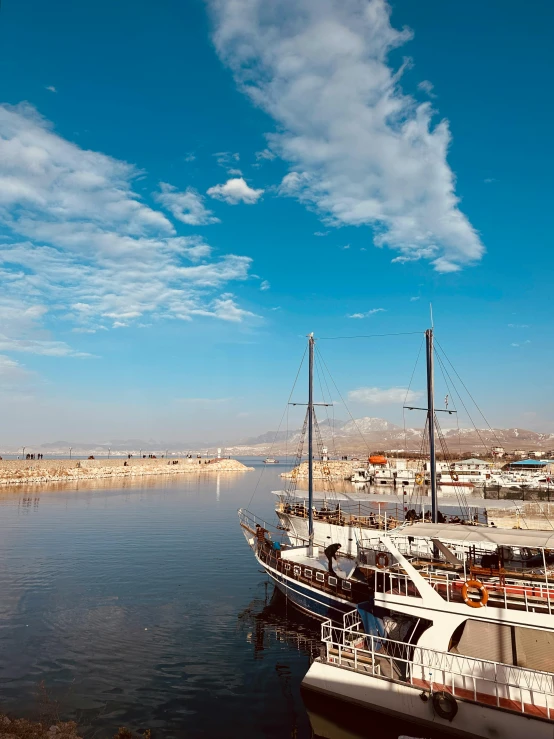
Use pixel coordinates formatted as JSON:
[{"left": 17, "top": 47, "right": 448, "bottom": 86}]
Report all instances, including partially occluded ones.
[{"left": 391, "top": 522, "right": 554, "bottom": 549}]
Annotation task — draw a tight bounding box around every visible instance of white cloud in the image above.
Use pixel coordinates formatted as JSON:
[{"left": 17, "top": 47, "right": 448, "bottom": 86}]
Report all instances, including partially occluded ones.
[
  {"left": 45, "top": 86, "right": 57, "bottom": 93},
  {"left": 410, "top": 296, "right": 420, "bottom": 301},
  {"left": 255, "top": 149, "right": 276, "bottom": 161},
  {"left": 155, "top": 182, "right": 220, "bottom": 225},
  {"left": 210, "top": 0, "right": 484, "bottom": 271},
  {"left": 347, "top": 308, "right": 385, "bottom": 318},
  {"left": 314, "top": 231, "right": 328, "bottom": 236},
  {"left": 484, "top": 178, "right": 496, "bottom": 184},
  {"left": 348, "top": 386, "right": 422, "bottom": 404},
  {"left": 228, "top": 168, "right": 243, "bottom": 176},
  {"left": 260, "top": 279, "right": 270, "bottom": 291},
  {"left": 0, "top": 103, "right": 255, "bottom": 338},
  {"left": 417, "top": 80, "right": 436, "bottom": 97},
  {"left": 183, "top": 152, "right": 196, "bottom": 162},
  {"left": 207, "top": 177, "right": 264, "bottom": 204},
  {"left": 508, "top": 323, "right": 529, "bottom": 328},
  {"left": 214, "top": 151, "right": 240, "bottom": 167}
]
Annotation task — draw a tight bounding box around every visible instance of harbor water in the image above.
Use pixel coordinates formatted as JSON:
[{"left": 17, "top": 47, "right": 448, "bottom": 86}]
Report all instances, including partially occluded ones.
[{"left": 0, "top": 459, "right": 455, "bottom": 738}]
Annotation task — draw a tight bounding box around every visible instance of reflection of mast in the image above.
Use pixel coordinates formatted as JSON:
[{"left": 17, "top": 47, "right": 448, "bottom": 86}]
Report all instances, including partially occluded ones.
[{"left": 216, "top": 473, "right": 220, "bottom": 501}]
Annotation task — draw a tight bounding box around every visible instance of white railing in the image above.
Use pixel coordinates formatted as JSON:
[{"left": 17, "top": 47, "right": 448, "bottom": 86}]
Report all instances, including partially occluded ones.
[
  {"left": 371, "top": 566, "right": 554, "bottom": 615},
  {"left": 321, "top": 618, "right": 554, "bottom": 717}
]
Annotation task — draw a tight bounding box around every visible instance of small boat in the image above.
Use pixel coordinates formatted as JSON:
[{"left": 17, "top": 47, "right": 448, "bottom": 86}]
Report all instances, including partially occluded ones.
[{"left": 263, "top": 457, "right": 279, "bottom": 464}]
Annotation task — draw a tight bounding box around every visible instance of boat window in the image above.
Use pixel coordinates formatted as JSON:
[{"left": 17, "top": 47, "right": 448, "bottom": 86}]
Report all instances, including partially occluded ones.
[
  {"left": 316, "top": 572, "right": 325, "bottom": 582},
  {"left": 304, "top": 569, "right": 312, "bottom": 579},
  {"left": 284, "top": 563, "right": 290, "bottom": 571},
  {"left": 342, "top": 581, "right": 352, "bottom": 591},
  {"left": 293, "top": 566, "right": 301, "bottom": 576},
  {"left": 328, "top": 576, "right": 337, "bottom": 586}
]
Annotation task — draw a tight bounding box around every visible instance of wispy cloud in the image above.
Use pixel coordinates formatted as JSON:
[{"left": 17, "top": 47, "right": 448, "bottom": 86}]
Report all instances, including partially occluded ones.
[
  {"left": 511, "top": 341, "right": 531, "bottom": 348},
  {"left": 508, "top": 323, "right": 529, "bottom": 328},
  {"left": 260, "top": 280, "right": 270, "bottom": 291},
  {"left": 210, "top": 0, "right": 484, "bottom": 272},
  {"left": 484, "top": 178, "right": 496, "bottom": 184},
  {"left": 214, "top": 151, "right": 240, "bottom": 168},
  {"left": 255, "top": 149, "right": 276, "bottom": 161},
  {"left": 347, "top": 308, "right": 386, "bottom": 319},
  {"left": 417, "top": 80, "right": 436, "bottom": 97},
  {"left": 155, "top": 183, "right": 220, "bottom": 225},
  {"left": 314, "top": 231, "right": 328, "bottom": 237},
  {"left": 0, "top": 103, "right": 255, "bottom": 338},
  {"left": 45, "top": 86, "right": 57, "bottom": 93},
  {"left": 348, "top": 386, "right": 422, "bottom": 404},
  {"left": 207, "top": 177, "right": 264, "bottom": 204},
  {"left": 410, "top": 296, "right": 420, "bottom": 301}
]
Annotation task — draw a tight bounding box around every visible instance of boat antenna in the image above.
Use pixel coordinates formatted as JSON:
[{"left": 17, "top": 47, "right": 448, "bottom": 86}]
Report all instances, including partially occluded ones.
[
  {"left": 430, "top": 302, "right": 434, "bottom": 329},
  {"left": 426, "top": 327, "right": 438, "bottom": 523},
  {"left": 308, "top": 332, "right": 315, "bottom": 556}
]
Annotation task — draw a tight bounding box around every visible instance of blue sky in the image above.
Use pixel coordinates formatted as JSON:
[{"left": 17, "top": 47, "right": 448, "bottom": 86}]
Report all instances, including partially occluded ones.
[{"left": 0, "top": 0, "right": 552, "bottom": 444}]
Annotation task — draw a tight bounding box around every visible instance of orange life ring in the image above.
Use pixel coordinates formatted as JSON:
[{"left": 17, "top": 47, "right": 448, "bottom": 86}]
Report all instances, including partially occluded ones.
[
  {"left": 323, "top": 466, "right": 331, "bottom": 475},
  {"left": 451, "top": 473, "right": 459, "bottom": 482},
  {"left": 376, "top": 552, "right": 389, "bottom": 569},
  {"left": 462, "top": 579, "right": 488, "bottom": 608},
  {"left": 415, "top": 473, "right": 424, "bottom": 485},
  {"left": 291, "top": 468, "right": 298, "bottom": 479}
]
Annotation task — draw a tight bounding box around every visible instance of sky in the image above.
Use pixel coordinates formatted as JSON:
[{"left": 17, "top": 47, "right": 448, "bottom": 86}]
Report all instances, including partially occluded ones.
[{"left": 0, "top": 0, "right": 553, "bottom": 446}]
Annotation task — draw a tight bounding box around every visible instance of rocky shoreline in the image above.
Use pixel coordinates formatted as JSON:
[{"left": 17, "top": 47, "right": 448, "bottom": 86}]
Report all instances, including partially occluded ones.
[{"left": 0, "top": 458, "right": 253, "bottom": 487}]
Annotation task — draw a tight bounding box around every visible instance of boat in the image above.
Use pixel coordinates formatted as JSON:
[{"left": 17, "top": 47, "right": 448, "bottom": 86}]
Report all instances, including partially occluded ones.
[
  {"left": 294, "top": 328, "right": 554, "bottom": 737},
  {"left": 263, "top": 458, "right": 279, "bottom": 464}
]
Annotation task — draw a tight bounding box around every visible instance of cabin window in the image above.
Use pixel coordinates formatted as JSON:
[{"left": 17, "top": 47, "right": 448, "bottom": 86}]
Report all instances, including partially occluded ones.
[
  {"left": 316, "top": 572, "right": 325, "bottom": 582},
  {"left": 304, "top": 569, "right": 312, "bottom": 579},
  {"left": 328, "top": 576, "right": 337, "bottom": 586},
  {"left": 293, "top": 566, "right": 301, "bottom": 576},
  {"left": 284, "top": 563, "right": 291, "bottom": 571},
  {"left": 342, "top": 581, "right": 352, "bottom": 591}
]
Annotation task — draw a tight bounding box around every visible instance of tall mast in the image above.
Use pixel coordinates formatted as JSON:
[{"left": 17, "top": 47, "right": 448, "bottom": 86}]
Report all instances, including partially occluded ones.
[
  {"left": 308, "top": 332, "right": 314, "bottom": 556},
  {"left": 425, "top": 327, "right": 438, "bottom": 523}
]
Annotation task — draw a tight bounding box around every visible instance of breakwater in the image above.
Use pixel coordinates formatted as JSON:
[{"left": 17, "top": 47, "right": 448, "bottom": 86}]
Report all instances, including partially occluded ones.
[{"left": 0, "top": 457, "right": 253, "bottom": 486}]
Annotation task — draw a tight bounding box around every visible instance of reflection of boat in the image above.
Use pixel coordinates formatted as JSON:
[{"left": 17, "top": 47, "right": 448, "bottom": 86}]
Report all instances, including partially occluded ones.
[{"left": 263, "top": 458, "right": 279, "bottom": 464}]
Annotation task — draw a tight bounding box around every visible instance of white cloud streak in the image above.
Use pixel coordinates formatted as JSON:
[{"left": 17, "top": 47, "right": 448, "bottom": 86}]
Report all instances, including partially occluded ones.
[
  {"left": 155, "top": 183, "right": 220, "bottom": 225},
  {"left": 209, "top": 0, "right": 484, "bottom": 272},
  {"left": 348, "top": 386, "right": 422, "bottom": 404},
  {"left": 347, "top": 308, "right": 385, "bottom": 318},
  {"left": 0, "top": 103, "right": 256, "bottom": 343},
  {"left": 207, "top": 177, "right": 264, "bottom": 204}
]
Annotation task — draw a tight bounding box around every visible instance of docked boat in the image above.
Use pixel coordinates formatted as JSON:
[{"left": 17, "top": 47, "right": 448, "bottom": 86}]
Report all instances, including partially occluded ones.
[{"left": 263, "top": 458, "right": 279, "bottom": 464}]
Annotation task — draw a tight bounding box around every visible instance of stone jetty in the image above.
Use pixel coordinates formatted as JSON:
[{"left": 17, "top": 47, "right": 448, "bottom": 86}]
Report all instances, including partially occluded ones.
[
  {"left": 280, "top": 460, "right": 357, "bottom": 480},
  {"left": 0, "top": 457, "right": 253, "bottom": 487}
]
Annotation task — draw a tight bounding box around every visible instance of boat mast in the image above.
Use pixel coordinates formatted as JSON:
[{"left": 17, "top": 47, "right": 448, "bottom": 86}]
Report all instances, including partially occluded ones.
[
  {"left": 308, "top": 332, "right": 314, "bottom": 556},
  {"left": 425, "top": 327, "right": 438, "bottom": 523}
]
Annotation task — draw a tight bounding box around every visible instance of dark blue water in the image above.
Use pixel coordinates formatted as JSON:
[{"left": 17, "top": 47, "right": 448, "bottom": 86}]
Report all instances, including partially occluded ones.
[{"left": 0, "top": 459, "right": 449, "bottom": 738}]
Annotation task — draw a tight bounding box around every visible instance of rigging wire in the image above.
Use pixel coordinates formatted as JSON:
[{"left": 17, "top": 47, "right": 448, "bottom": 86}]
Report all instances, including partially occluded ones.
[
  {"left": 316, "top": 347, "right": 372, "bottom": 456},
  {"left": 435, "top": 338, "right": 506, "bottom": 451},
  {"left": 402, "top": 334, "right": 425, "bottom": 454},
  {"left": 247, "top": 345, "right": 307, "bottom": 508},
  {"left": 318, "top": 331, "right": 424, "bottom": 340}
]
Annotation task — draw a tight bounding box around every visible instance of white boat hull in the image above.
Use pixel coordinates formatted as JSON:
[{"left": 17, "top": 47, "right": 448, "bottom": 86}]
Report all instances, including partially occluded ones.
[{"left": 303, "top": 660, "right": 554, "bottom": 739}]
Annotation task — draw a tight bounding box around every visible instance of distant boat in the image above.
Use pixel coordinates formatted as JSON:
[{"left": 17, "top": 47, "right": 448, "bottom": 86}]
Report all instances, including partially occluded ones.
[{"left": 263, "top": 458, "right": 279, "bottom": 464}]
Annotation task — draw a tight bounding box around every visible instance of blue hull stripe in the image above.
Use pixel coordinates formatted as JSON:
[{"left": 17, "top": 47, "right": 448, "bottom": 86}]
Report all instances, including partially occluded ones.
[{"left": 261, "top": 561, "right": 352, "bottom": 620}]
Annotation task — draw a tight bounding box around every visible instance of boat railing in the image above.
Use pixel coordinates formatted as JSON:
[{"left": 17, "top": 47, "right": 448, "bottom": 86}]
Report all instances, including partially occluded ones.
[
  {"left": 238, "top": 508, "right": 289, "bottom": 540},
  {"left": 320, "top": 619, "right": 554, "bottom": 718},
  {"left": 372, "top": 567, "right": 554, "bottom": 614}
]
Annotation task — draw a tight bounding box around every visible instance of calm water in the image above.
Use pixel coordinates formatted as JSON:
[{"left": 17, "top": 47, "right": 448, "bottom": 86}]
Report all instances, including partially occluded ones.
[{"left": 0, "top": 459, "right": 450, "bottom": 738}]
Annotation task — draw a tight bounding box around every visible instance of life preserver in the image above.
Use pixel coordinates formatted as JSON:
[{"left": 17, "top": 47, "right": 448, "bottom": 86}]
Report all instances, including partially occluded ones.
[
  {"left": 461, "top": 579, "right": 488, "bottom": 608},
  {"left": 291, "top": 469, "right": 298, "bottom": 479},
  {"left": 415, "top": 473, "right": 424, "bottom": 485},
  {"left": 323, "top": 466, "right": 331, "bottom": 475},
  {"left": 451, "top": 473, "right": 459, "bottom": 482},
  {"left": 375, "top": 552, "right": 389, "bottom": 569},
  {"left": 432, "top": 691, "right": 458, "bottom": 721}
]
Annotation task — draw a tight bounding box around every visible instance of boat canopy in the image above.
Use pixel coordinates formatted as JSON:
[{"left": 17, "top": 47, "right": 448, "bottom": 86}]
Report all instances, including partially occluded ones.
[{"left": 392, "top": 522, "right": 554, "bottom": 549}]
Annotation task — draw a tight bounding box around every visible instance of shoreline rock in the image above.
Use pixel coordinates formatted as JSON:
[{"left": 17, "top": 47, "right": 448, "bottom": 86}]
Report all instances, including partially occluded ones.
[{"left": 0, "top": 458, "right": 253, "bottom": 487}]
